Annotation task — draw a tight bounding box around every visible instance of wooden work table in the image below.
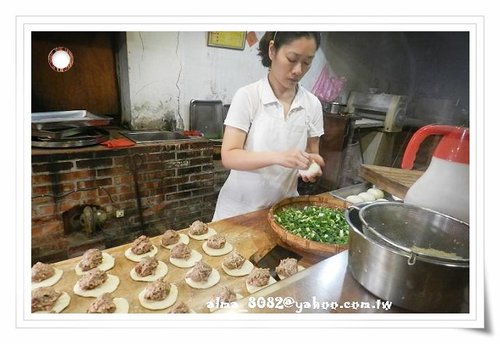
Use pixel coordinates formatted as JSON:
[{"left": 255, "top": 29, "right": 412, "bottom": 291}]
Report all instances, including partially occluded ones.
[{"left": 43, "top": 194, "right": 404, "bottom": 314}]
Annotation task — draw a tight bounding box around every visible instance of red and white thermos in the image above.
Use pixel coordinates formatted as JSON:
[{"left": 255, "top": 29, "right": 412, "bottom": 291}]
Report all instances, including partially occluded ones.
[{"left": 401, "top": 124, "right": 469, "bottom": 223}]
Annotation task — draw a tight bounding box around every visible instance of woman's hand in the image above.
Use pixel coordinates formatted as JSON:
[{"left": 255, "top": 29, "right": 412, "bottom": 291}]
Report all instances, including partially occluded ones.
[
  {"left": 308, "top": 153, "right": 325, "bottom": 167},
  {"left": 300, "top": 153, "right": 325, "bottom": 183},
  {"left": 278, "top": 149, "right": 311, "bottom": 169},
  {"left": 301, "top": 167, "right": 322, "bottom": 183}
]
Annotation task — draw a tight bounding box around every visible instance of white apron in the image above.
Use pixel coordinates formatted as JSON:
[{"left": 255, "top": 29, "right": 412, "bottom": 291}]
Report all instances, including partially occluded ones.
[{"left": 213, "top": 104, "right": 308, "bottom": 221}]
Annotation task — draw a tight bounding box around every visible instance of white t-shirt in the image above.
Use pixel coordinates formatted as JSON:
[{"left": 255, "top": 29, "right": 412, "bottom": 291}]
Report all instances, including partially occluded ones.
[{"left": 212, "top": 76, "right": 324, "bottom": 221}]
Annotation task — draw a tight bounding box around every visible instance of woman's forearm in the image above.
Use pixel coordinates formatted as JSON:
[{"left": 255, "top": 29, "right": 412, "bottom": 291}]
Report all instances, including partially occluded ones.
[
  {"left": 222, "top": 148, "right": 312, "bottom": 171},
  {"left": 221, "top": 149, "right": 280, "bottom": 170},
  {"left": 220, "top": 126, "right": 312, "bottom": 171}
]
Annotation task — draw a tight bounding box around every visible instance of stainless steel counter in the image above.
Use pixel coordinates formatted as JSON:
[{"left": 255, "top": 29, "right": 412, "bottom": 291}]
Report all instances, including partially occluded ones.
[{"left": 218, "top": 250, "right": 407, "bottom": 314}]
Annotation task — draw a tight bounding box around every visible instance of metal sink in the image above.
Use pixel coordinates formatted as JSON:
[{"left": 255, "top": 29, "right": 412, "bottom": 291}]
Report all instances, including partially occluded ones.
[{"left": 120, "top": 130, "right": 191, "bottom": 143}]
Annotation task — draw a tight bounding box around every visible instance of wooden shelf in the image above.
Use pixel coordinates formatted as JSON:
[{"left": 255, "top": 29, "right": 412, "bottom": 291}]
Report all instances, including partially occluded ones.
[{"left": 359, "top": 164, "right": 424, "bottom": 199}]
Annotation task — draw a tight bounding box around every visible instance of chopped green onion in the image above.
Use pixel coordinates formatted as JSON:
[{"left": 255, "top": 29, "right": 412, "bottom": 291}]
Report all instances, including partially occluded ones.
[{"left": 273, "top": 205, "right": 349, "bottom": 245}]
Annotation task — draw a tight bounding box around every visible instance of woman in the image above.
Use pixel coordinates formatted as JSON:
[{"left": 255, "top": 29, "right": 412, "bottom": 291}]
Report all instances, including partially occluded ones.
[{"left": 213, "top": 32, "right": 325, "bottom": 221}]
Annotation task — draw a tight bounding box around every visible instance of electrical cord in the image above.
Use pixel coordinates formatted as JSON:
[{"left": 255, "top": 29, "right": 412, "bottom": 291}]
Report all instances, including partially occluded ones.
[{"left": 31, "top": 185, "right": 116, "bottom": 204}]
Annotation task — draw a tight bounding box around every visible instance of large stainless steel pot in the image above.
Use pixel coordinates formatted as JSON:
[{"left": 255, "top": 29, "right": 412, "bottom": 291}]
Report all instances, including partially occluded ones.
[
  {"left": 346, "top": 203, "right": 469, "bottom": 312},
  {"left": 359, "top": 202, "right": 469, "bottom": 265}
]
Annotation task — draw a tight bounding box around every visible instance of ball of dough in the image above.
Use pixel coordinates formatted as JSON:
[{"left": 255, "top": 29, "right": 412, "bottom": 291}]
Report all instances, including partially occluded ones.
[
  {"left": 358, "top": 192, "right": 376, "bottom": 202},
  {"left": 346, "top": 195, "right": 364, "bottom": 204},
  {"left": 367, "top": 187, "right": 384, "bottom": 199},
  {"left": 299, "top": 162, "right": 321, "bottom": 178}
]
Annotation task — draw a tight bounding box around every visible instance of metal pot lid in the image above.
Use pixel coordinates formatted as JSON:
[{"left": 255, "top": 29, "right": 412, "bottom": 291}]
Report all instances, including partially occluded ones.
[{"left": 358, "top": 202, "right": 469, "bottom": 263}]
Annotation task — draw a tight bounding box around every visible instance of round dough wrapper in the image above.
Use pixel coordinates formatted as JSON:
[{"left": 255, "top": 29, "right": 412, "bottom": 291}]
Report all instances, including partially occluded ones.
[
  {"left": 73, "top": 274, "right": 120, "bottom": 298},
  {"left": 113, "top": 297, "right": 129, "bottom": 313},
  {"left": 124, "top": 245, "right": 158, "bottom": 262},
  {"left": 188, "top": 227, "right": 217, "bottom": 240},
  {"left": 138, "top": 284, "right": 178, "bottom": 310},
  {"left": 161, "top": 233, "right": 189, "bottom": 250},
  {"left": 202, "top": 241, "right": 233, "bottom": 256},
  {"left": 245, "top": 276, "right": 277, "bottom": 294},
  {"left": 169, "top": 249, "right": 202, "bottom": 268},
  {"left": 277, "top": 265, "right": 305, "bottom": 280},
  {"left": 33, "top": 292, "right": 71, "bottom": 314},
  {"left": 130, "top": 261, "right": 169, "bottom": 282},
  {"left": 75, "top": 252, "right": 115, "bottom": 276},
  {"left": 31, "top": 267, "right": 63, "bottom": 290},
  {"left": 185, "top": 268, "right": 220, "bottom": 289},
  {"left": 221, "top": 259, "right": 254, "bottom": 277},
  {"left": 208, "top": 293, "right": 243, "bottom": 313}
]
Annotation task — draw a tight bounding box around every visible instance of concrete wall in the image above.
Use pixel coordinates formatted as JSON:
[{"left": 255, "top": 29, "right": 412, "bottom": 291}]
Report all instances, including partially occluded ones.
[
  {"left": 117, "top": 31, "right": 469, "bottom": 130},
  {"left": 118, "top": 32, "right": 328, "bottom": 130}
]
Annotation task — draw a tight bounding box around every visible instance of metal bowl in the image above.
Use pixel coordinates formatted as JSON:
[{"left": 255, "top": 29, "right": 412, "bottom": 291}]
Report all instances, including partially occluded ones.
[
  {"left": 345, "top": 203, "right": 469, "bottom": 312},
  {"left": 358, "top": 202, "right": 469, "bottom": 265}
]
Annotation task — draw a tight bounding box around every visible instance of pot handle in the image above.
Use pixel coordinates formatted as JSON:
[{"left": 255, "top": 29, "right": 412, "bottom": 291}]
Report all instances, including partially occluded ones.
[
  {"left": 407, "top": 252, "right": 417, "bottom": 266},
  {"left": 347, "top": 201, "right": 373, "bottom": 211},
  {"left": 348, "top": 204, "right": 361, "bottom": 211}
]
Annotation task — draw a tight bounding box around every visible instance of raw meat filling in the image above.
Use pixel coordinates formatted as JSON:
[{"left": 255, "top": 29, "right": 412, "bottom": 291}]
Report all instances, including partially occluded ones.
[
  {"left": 31, "top": 287, "right": 61, "bottom": 312},
  {"left": 207, "top": 234, "right": 226, "bottom": 249},
  {"left": 186, "top": 261, "right": 212, "bottom": 282},
  {"left": 189, "top": 220, "right": 208, "bottom": 235},
  {"left": 213, "top": 286, "right": 237, "bottom": 303},
  {"left": 247, "top": 268, "right": 270, "bottom": 287},
  {"left": 276, "top": 258, "right": 298, "bottom": 278},
  {"left": 144, "top": 279, "right": 170, "bottom": 301},
  {"left": 31, "top": 262, "right": 55, "bottom": 282},
  {"left": 79, "top": 249, "right": 103, "bottom": 272},
  {"left": 170, "top": 243, "right": 191, "bottom": 259},
  {"left": 134, "top": 257, "right": 159, "bottom": 277},
  {"left": 222, "top": 251, "right": 245, "bottom": 270},
  {"left": 170, "top": 302, "right": 190, "bottom": 313},
  {"left": 78, "top": 269, "right": 108, "bottom": 290},
  {"left": 161, "top": 230, "right": 180, "bottom": 246},
  {"left": 131, "top": 235, "right": 153, "bottom": 255},
  {"left": 87, "top": 293, "right": 116, "bottom": 313}
]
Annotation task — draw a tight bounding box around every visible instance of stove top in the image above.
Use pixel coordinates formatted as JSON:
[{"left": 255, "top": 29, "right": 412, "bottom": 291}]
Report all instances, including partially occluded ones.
[{"left": 32, "top": 126, "right": 109, "bottom": 148}]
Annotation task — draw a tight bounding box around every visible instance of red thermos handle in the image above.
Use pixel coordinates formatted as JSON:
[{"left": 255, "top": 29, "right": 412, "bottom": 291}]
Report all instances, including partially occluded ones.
[{"left": 401, "top": 125, "right": 468, "bottom": 170}]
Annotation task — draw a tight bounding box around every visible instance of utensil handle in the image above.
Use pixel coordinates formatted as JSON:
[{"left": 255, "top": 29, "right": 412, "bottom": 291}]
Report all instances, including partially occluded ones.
[{"left": 407, "top": 252, "right": 417, "bottom": 265}]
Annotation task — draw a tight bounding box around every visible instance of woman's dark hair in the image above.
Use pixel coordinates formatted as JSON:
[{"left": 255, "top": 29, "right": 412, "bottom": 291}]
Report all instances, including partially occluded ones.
[{"left": 258, "top": 32, "right": 321, "bottom": 67}]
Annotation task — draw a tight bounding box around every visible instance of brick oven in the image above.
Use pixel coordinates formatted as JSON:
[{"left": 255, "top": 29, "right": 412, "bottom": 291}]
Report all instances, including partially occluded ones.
[{"left": 31, "top": 139, "right": 216, "bottom": 264}]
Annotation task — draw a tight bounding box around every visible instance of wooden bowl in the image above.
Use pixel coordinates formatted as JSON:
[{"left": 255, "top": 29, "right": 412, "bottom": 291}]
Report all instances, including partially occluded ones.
[{"left": 268, "top": 195, "right": 349, "bottom": 257}]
